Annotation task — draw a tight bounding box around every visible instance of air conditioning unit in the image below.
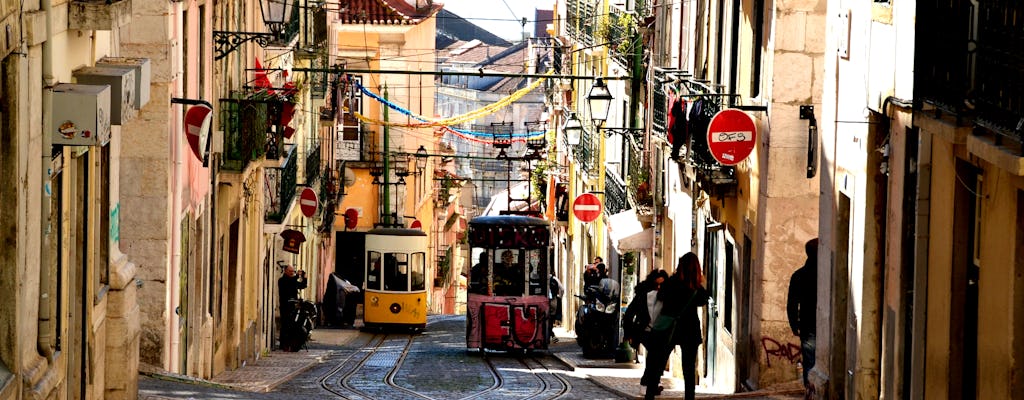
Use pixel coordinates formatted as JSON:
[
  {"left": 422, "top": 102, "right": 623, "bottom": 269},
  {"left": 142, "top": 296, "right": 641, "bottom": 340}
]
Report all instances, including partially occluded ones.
[
  {"left": 73, "top": 66, "right": 135, "bottom": 124},
  {"left": 97, "top": 57, "right": 151, "bottom": 109},
  {"left": 49, "top": 83, "right": 111, "bottom": 146}
]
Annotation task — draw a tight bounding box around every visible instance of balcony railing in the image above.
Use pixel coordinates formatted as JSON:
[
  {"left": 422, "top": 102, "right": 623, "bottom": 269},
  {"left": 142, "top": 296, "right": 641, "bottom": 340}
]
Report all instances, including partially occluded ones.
[
  {"left": 974, "top": 0, "right": 1024, "bottom": 148},
  {"left": 265, "top": 145, "right": 298, "bottom": 224},
  {"left": 305, "top": 139, "right": 321, "bottom": 185},
  {"left": 571, "top": 129, "right": 595, "bottom": 174},
  {"left": 566, "top": 0, "right": 597, "bottom": 48},
  {"left": 220, "top": 95, "right": 288, "bottom": 171},
  {"left": 607, "top": 5, "right": 639, "bottom": 69},
  {"left": 317, "top": 166, "right": 336, "bottom": 233},
  {"left": 625, "top": 130, "right": 652, "bottom": 208},
  {"left": 605, "top": 168, "right": 627, "bottom": 215},
  {"left": 652, "top": 68, "right": 669, "bottom": 143}
]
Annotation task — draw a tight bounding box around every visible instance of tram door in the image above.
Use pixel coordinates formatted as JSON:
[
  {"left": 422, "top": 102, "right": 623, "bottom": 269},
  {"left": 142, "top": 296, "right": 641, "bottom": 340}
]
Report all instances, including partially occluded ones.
[{"left": 335, "top": 231, "right": 367, "bottom": 289}]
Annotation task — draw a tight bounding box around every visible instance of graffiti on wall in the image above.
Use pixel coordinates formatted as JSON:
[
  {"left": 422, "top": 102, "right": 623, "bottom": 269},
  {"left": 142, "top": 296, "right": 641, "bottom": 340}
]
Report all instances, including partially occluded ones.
[{"left": 761, "top": 336, "right": 801, "bottom": 367}]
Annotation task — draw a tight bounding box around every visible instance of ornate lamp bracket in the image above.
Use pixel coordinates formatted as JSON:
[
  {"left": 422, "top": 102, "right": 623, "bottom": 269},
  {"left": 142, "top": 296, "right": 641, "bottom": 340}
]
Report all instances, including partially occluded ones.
[{"left": 213, "top": 31, "right": 276, "bottom": 60}]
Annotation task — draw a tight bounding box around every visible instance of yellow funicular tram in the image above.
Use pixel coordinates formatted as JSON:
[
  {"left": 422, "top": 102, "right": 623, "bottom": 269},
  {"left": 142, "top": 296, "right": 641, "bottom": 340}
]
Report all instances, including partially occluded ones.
[{"left": 363, "top": 227, "right": 428, "bottom": 331}]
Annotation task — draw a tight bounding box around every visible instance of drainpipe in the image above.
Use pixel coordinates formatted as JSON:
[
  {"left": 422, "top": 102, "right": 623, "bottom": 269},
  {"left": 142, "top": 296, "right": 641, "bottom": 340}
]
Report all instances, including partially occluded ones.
[
  {"left": 909, "top": 130, "right": 931, "bottom": 399},
  {"left": 38, "top": 0, "right": 56, "bottom": 361}
]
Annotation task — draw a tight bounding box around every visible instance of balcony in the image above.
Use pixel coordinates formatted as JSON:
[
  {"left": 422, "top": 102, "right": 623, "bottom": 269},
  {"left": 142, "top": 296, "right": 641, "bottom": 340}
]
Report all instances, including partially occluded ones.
[
  {"left": 69, "top": 0, "right": 131, "bottom": 31},
  {"left": 317, "top": 167, "right": 336, "bottom": 233},
  {"left": 219, "top": 94, "right": 290, "bottom": 171},
  {"left": 916, "top": 0, "right": 1024, "bottom": 155},
  {"left": 265, "top": 145, "right": 298, "bottom": 224},
  {"left": 566, "top": 0, "right": 597, "bottom": 48},
  {"left": 571, "top": 129, "right": 595, "bottom": 175},
  {"left": 605, "top": 169, "right": 627, "bottom": 215},
  {"left": 605, "top": 5, "right": 640, "bottom": 69},
  {"left": 305, "top": 139, "right": 322, "bottom": 185},
  {"left": 624, "top": 130, "right": 652, "bottom": 210}
]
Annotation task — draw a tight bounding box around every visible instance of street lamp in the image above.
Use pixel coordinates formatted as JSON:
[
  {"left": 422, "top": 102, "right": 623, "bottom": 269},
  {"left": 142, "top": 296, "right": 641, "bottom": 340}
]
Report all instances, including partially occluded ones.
[
  {"left": 564, "top": 112, "right": 583, "bottom": 146},
  {"left": 587, "top": 78, "right": 613, "bottom": 125},
  {"left": 213, "top": 0, "right": 295, "bottom": 60},
  {"left": 415, "top": 145, "right": 429, "bottom": 172}
]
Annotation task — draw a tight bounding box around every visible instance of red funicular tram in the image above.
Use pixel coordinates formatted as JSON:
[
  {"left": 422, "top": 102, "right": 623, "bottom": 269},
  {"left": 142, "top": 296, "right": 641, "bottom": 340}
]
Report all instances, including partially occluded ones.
[{"left": 465, "top": 215, "right": 552, "bottom": 353}]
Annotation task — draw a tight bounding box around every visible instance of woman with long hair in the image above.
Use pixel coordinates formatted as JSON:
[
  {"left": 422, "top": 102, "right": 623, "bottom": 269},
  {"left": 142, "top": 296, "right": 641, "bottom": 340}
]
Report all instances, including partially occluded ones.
[{"left": 640, "top": 252, "right": 710, "bottom": 400}]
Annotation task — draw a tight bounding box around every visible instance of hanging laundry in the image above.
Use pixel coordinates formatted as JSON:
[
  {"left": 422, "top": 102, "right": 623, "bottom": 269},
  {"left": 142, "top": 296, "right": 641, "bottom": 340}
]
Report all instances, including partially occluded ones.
[{"left": 669, "top": 96, "right": 687, "bottom": 160}]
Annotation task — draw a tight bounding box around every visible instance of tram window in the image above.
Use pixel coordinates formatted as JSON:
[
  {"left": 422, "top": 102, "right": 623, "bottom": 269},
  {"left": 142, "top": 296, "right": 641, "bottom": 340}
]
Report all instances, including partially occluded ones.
[
  {"left": 469, "top": 249, "right": 491, "bottom": 295},
  {"left": 526, "top": 249, "right": 546, "bottom": 296},
  {"left": 411, "top": 252, "right": 425, "bottom": 291},
  {"left": 367, "top": 251, "right": 382, "bottom": 290},
  {"left": 493, "top": 249, "right": 525, "bottom": 296},
  {"left": 384, "top": 253, "right": 409, "bottom": 291}
]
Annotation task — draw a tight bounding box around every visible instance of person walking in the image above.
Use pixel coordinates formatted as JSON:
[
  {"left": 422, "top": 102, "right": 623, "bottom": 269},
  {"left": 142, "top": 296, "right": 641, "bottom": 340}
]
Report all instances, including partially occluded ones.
[
  {"left": 641, "top": 253, "right": 710, "bottom": 400},
  {"left": 278, "top": 264, "right": 307, "bottom": 351},
  {"left": 548, "top": 272, "right": 564, "bottom": 342},
  {"left": 788, "top": 238, "right": 819, "bottom": 395},
  {"left": 623, "top": 269, "right": 669, "bottom": 354}
]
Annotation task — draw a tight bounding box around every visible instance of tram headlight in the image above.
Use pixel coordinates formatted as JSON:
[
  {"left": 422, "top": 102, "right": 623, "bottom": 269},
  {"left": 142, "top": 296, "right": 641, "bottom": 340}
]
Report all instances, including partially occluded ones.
[
  {"left": 389, "top": 303, "right": 402, "bottom": 314},
  {"left": 370, "top": 296, "right": 379, "bottom": 306}
]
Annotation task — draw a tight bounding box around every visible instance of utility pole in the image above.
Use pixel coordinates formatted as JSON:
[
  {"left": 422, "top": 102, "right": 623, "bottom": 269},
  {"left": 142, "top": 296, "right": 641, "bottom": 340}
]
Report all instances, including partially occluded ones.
[{"left": 383, "top": 84, "right": 391, "bottom": 226}]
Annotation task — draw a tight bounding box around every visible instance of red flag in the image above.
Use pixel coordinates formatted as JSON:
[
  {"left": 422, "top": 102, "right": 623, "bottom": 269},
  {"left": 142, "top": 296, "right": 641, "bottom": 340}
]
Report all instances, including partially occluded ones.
[{"left": 254, "top": 57, "right": 274, "bottom": 94}]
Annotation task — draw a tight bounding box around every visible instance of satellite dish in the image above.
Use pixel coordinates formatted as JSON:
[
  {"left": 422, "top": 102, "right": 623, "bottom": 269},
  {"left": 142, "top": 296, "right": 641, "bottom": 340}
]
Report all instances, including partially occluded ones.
[{"left": 343, "top": 167, "right": 356, "bottom": 187}]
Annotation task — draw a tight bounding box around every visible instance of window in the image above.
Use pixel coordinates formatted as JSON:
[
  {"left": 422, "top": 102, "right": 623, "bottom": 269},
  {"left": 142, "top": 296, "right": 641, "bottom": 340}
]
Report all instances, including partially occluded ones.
[
  {"left": 366, "top": 251, "right": 381, "bottom": 290},
  {"left": 384, "top": 252, "right": 409, "bottom": 291},
  {"left": 182, "top": 9, "right": 189, "bottom": 97},
  {"left": 198, "top": 5, "right": 206, "bottom": 96},
  {"left": 96, "top": 145, "right": 110, "bottom": 302},
  {"left": 411, "top": 252, "right": 425, "bottom": 291},
  {"left": 750, "top": 0, "right": 764, "bottom": 98}
]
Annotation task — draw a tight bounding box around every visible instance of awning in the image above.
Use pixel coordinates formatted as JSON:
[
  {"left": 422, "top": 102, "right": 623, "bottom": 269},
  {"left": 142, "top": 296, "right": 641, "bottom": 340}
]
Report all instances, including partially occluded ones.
[{"left": 607, "top": 209, "right": 654, "bottom": 253}]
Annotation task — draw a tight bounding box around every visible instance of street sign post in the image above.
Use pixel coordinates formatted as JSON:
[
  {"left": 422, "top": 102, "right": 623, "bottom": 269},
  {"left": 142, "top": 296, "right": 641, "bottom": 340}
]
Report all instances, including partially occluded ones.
[
  {"left": 572, "top": 193, "right": 603, "bottom": 223},
  {"left": 300, "top": 188, "right": 318, "bottom": 218},
  {"left": 707, "top": 108, "right": 757, "bottom": 165}
]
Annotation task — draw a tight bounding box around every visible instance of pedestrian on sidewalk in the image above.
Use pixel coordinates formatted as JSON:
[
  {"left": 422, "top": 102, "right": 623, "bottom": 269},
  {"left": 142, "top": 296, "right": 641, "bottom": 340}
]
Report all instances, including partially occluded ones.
[
  {"left": 623, "top": 269, "right": 668, "bottom": 354},
  {"left": 640, "top": 253, "right": 709, "bottom": 400},
  {"left": 548, "top": 272, "right": 564, "bottom": 342},
  {"left": 278, "top": 264, "right": 307, "bottom": 352},
  {"left": 788, "top": 238, "right": 819, "bottom": 395}
]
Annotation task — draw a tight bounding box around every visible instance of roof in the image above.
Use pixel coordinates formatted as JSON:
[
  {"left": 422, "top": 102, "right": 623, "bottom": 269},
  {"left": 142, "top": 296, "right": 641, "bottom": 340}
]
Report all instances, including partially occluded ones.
[
  {"left": 337, "top": 0, "right": 443, "bottom": 25},
  {"left": 435, "top": 9, "right": 512, "bottom": 48}
]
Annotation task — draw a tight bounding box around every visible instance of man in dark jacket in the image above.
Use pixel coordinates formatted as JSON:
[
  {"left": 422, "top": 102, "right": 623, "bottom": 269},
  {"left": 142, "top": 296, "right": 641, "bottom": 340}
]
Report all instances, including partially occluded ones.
[
  {"left": 787, "top": 238, "right": 819, "bottom": 391},
  {"left": 279, "top": 264, "right": 307, "bottom": 351}
]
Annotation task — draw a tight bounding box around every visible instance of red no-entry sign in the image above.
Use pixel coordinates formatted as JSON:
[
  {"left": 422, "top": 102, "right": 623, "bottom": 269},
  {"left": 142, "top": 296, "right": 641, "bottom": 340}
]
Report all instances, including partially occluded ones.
[
  {"left": 707, "top": 108, "right": 757, "bottom": 165},
  {"left": 299, "top": 188, "right": 318, "bottom": 218},
  {"left": 572, "top": 193, "right": 602, "bottom": 223}
]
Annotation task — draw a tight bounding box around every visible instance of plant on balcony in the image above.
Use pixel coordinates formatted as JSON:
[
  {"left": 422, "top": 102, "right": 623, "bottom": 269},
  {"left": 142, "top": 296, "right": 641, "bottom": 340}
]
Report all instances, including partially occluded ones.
[{"left": 633, "top": 169, "right": 652, "bottom": 206}]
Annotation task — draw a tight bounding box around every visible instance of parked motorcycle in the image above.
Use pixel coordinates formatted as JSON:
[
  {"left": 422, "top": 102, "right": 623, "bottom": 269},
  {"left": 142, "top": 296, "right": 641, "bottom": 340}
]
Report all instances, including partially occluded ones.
[
  {"left": 284, "top": 298, "right": 318, "bottom": 351},
  {"left": 574, "top": 286, "right": 618, "bottom": 358}
]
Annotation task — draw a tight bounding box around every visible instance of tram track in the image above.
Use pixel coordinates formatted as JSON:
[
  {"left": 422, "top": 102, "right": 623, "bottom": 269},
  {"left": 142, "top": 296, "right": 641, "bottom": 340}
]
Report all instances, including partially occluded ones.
[{"left": 316, "top": 316, "right": 574, "bottom": 400}]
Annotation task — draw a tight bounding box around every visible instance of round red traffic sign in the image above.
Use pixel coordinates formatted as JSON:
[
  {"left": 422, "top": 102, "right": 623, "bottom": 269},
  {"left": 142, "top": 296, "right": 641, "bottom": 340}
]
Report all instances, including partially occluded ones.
[
  {"left": 572, "top": 193, "right": 602, "bottom": 223},
  {"left": 344, "top": 208, "right": 358, "bottom": 229},
  {"left": 706, "top": 108, "right": 757, "bottom": 165},
  {"left": 299, "top": 188, "right": 318, "bottom": 218}
]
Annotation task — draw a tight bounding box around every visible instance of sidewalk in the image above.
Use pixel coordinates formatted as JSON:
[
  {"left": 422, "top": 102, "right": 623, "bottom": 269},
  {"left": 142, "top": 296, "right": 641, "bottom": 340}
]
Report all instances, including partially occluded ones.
[
  {"left": 549, "top": 327, "right": 805, "bottom": 400},
  {"left": 139, "top": 327, "right": 362, "bottom": 394}
]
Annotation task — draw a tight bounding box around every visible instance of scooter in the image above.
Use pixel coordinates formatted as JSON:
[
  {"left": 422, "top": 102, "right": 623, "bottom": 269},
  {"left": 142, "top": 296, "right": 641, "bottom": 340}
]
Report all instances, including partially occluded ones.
[{"left": 574, "top": 286, "right": 618, "bottom": 358}]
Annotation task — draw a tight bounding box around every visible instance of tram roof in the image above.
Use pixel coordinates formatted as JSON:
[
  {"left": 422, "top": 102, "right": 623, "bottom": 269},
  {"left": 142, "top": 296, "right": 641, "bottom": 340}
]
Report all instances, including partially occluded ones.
[
  {"left": 366, "top": 227, "right": 429, "bottom": 236},
  {"left": 469, "top": 215, "right": 549, "bottom": 226}
]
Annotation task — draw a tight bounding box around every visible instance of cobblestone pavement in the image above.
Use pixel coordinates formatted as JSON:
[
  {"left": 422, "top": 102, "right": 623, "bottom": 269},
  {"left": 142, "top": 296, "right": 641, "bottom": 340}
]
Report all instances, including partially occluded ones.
[{"left": 139, "top": 315, "right": 805, "bottom": 400}]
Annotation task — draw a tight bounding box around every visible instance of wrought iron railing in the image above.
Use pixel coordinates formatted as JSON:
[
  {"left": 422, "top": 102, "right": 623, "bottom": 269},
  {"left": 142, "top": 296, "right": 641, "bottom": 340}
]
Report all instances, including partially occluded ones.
[
  {"left": 220, "top": 95, "right": 287, "bottom": 171},
  {"left": 651, "top": 69, "right": 669, "bottom": 143},
  {"left": 915, "top": 0, "right": 974, "bottom": 117},
  {"left": 625, "top": 131, "right": 651, "bottom": 208},
  {"left": 608, "top": 5, "right": 639, "bottom": 69},
  {"left": 317, "top": 166, "right": 335, "bottom": 233},
  {"left": 305, "top": 140, "right": 321, "bottom": 185},
  {"left": 265, "top": 146, "right": 298, "bottom": 224},
  {"left": 605, "top": 168, "right": 627, "bottom": 215},
  {"left": 973, "top": 0, "right": 1024, "bottom": 148},
  {"left": 572, "top": 128, "right": 595, "bottom": 174},
  {"left": 566, "top": 0, "right": 597, "bottom": 48}
]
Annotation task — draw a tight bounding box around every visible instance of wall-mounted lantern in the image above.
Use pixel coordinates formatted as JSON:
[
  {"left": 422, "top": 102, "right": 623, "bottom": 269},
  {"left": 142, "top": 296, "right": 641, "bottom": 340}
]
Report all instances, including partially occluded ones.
[
  {"left": 213, "top": 0, "right": 295, "bottom": 60},
  {"left": 587, "top": 78, "right": 613, "bottom": 125},
  {"left": 564, "top": 112, "right": 583, "bottom": 146}
]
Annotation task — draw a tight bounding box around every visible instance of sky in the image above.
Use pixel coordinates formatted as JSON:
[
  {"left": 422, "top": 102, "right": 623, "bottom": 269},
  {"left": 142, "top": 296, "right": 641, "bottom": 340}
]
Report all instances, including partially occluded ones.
[{"left": 437, "top": 0, "right": 554, "bottom": 41}]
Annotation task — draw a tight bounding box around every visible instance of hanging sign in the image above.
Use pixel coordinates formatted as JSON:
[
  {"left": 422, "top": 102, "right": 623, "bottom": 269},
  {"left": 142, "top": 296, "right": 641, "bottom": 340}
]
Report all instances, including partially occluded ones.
[
  {"left": 706, "top": 108, "right": 757, "bottom": 165},
  {"left": 281, "top": 229, "right": 306, "bottom": 254}
]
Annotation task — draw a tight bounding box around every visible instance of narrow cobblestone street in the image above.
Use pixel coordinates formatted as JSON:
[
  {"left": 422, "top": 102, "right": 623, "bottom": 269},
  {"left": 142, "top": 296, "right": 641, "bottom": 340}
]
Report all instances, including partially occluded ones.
[{"left": 139, "top": 316, "right": 803, "bottom": 399}]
